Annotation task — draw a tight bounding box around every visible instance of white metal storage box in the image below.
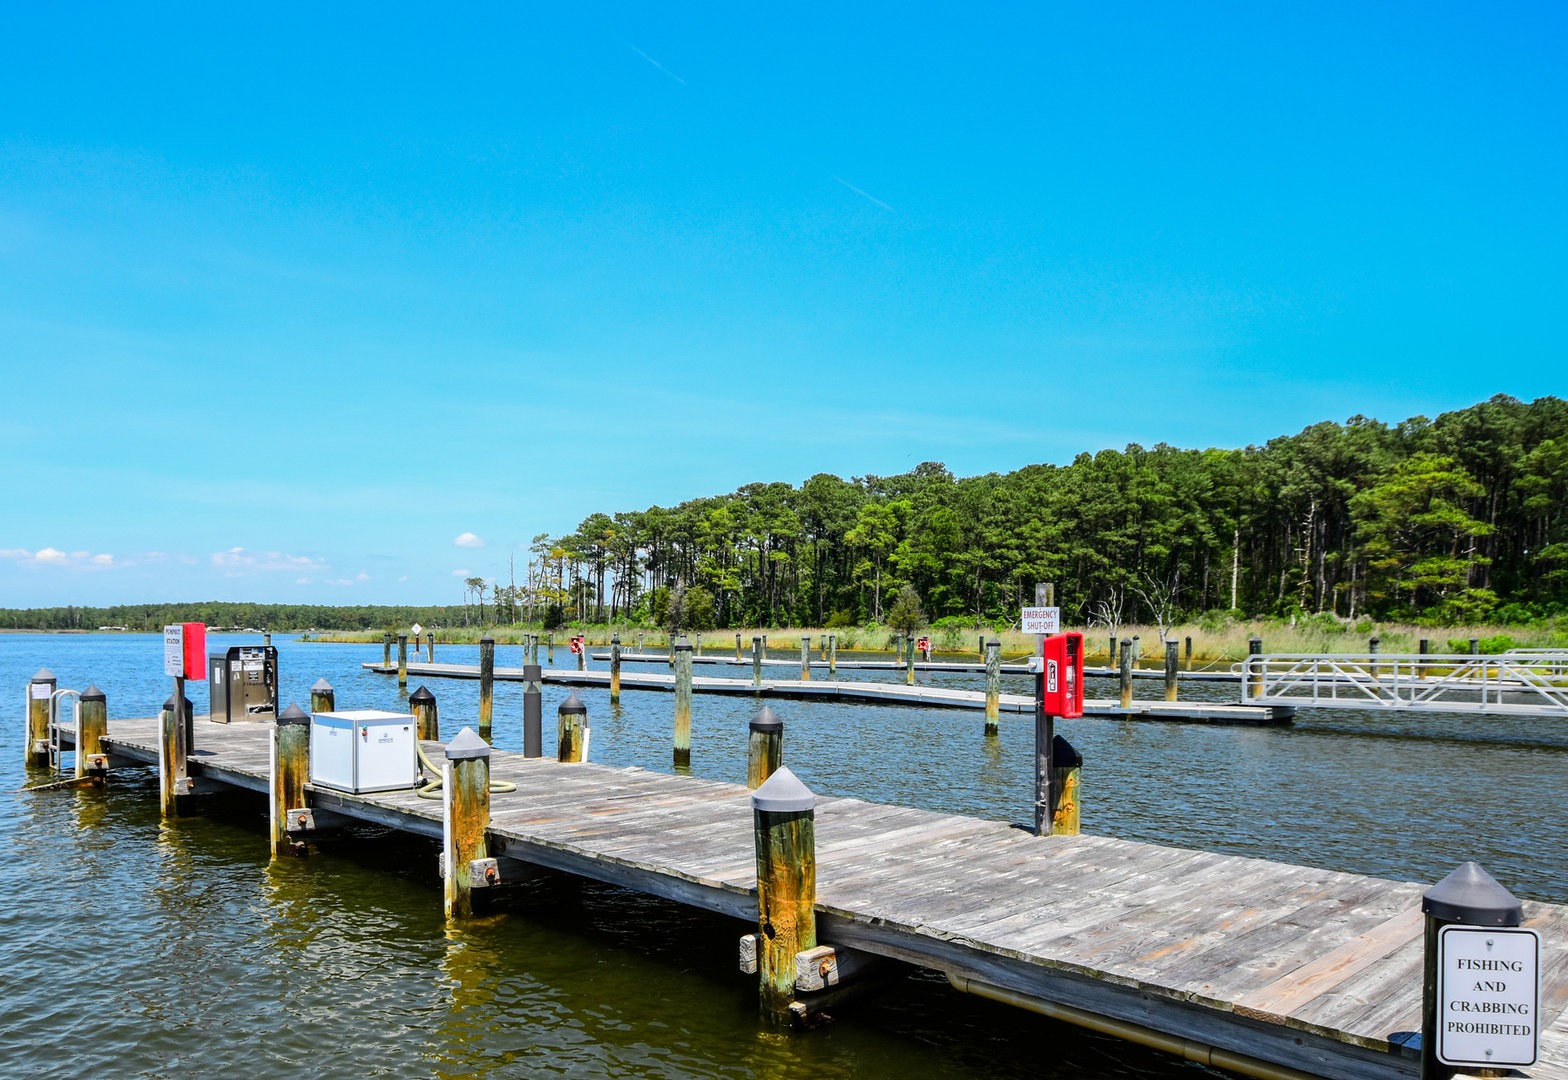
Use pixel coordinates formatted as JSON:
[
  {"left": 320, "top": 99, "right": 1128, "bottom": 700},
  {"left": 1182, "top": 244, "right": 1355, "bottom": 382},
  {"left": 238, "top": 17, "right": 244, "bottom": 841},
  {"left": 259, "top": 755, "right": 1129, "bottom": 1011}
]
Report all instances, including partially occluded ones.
[{"left": 309, "top": 710, "right": 419, "bottom": 793}]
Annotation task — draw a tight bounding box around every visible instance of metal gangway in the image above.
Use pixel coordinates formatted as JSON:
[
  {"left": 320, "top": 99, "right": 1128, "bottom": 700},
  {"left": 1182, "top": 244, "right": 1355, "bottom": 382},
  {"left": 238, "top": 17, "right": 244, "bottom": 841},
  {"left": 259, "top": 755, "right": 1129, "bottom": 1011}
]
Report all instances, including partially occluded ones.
[{"left": 1238, "top": 651, "right": 1568, "bottom": 716}]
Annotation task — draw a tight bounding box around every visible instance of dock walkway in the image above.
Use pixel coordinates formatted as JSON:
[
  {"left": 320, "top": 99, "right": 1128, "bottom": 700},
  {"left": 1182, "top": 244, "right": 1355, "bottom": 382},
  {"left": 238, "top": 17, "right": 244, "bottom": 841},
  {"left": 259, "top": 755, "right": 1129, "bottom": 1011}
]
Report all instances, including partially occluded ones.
[
  {"left": 365, "top": 662, "right": 1290, "bottom": 724},
  {"left": 79, "top": 717, "right": 1568, "bottom": 1080},
  {"left": 595, "top": 651, "right": 1242, "bottom": 681}
]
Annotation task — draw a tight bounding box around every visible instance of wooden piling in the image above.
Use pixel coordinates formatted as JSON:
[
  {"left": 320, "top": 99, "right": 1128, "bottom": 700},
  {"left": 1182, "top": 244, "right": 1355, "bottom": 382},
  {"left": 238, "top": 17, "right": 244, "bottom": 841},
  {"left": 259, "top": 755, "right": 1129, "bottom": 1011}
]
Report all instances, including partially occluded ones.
[
  {"left": 1420, "top": 862, "right": 1523, "bottom": 1080},
  {"left": 752, "top": 767, "right": 817, "bottom": 1022},
  {"left": 752, "top": 636, "right": 763, "bottom": 689},
  {"left": 269, "top": 703, "right": 311, "bottom": 857},
  {"left": 1164, "top": 641, "right": 1179, "bottom": 702},
  {"left": 1469, "top": 637, "right": 1479, "bottom": 655},
  {"left": 76, "top": 684, "right": 107, "bottom": 779},
  {"left": 159, "top": 692, "right": 193, "bottom": 816},
  {"left": 984, "top": 640, "right": 1001, "bottom": 737},
  {"left": 557, "top": 691, "right": 588, "bottom": 763},
  {"left": 309, "top": 677, "right": 335, "bottom": 714},
  {"left": 383, "top": 633, "right": 393, "bottom": 668},
  {"left": 1033, "top": 701, "right": 1054, "bottom": 837},
  {"left": 410, "top": 685, "right": 439, "bottom": 741},
  {"left": 579, "top": 635, "right": 589, "bottom": 672},
  {"left": 1185, "top": 635, "right": 1193, "bottom": 670},
  {"left": 905, "top": 638, "right": 916, "bottom": 685},
  {"left": 427, "top": 633, "right": 435, "bottom": 661},
  {"left": 25, "top": 668, "right": 55, "bottom": 768},
  {"left": 1051, "top": 734, "right": 1082, "bottom": 836},
  {"left": 736, "top": 632, "right": 743, "bottom": 660},
  {"left": 674, "top": 636, "right": 693, "bottom": 768},
  {"left": 799, "top": 636, "right": 811, "bottom": 681},
  {"left": 1119, "top": 638, "right": 1134, "bottom": 708},
  {"left": 443, "top": 728, "right": 493, "bottom": 920},
  {"left": 1419, "top": 637, "right": 1429, "bottom": 679},
  {"left": 397, "top": 633, "right": 408, "bottom": 687},
  {"left": 610, "top": 635, "right": 622, "bottom": 704},
  {"left": 1108, "top": 634, "right": 1116, "bottom": 667},
  {"left": 477, "top": 635, "right": 495, "bottom": 742},
  {"left": 747, "top": 705, "right": 783, "bottom": 790},
  {"left": 522, "top": 666, "right": 543, "bottom": 756},
  {"left": 1369, "top": 635, "right": 1380, "bottom": 679},
  {"left": 548, "top": 633, "right": 556, "bottom": 662},
  {"left": 828, "top": 634, "right": 837, "bottom": 675},
  {"left": 1247, "top": 636, "right": 1264, "bottom": 699}
]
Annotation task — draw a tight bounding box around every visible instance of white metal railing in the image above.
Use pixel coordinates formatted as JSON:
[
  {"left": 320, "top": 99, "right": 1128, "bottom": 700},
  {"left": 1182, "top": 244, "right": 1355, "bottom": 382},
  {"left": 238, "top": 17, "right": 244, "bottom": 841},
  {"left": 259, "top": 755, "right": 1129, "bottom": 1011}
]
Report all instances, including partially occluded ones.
[
  {"left": 1237, "top": 653, "right": 1568, "bottom": 716},
  {"left": 48, "top": 688, "right": 82, "bottom": 774}
]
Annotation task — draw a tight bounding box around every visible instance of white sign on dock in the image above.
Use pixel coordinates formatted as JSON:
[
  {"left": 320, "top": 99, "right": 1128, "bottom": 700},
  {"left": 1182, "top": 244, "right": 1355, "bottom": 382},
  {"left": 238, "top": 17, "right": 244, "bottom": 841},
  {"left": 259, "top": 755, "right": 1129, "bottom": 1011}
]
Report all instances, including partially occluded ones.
[
  {"left": 1021, "top": 607, "right": 1060, "bottom": 635},
  {"left": 164, "top": 624, "right": 185, "bottom": 678},
  {"left": 1436, "top": 924, "right": 1540, "bottom": 1067}
]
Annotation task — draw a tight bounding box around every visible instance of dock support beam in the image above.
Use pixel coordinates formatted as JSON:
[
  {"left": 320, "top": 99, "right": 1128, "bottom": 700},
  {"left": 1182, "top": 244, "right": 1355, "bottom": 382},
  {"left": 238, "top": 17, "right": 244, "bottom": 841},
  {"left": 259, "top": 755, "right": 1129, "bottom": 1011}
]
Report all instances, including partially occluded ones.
[
  {"left": 1164, "top": 641, "right": 1179, "bottom": 701},
  {"left": 310, "top": 678, "right": 335, "bottom": 714},
  {"left": 478, "top": 635, "right": 495, "bottom": 743},
  {"left": 558, "top": 691, "right": 587, "bottom": 762},
  {"left": 76, "top": 684, "right": 108, "bottom": 778},
  {"left": 443, "top": 728, "right": 495, "bottom": 920},
  {"left": 270, "top": 703, "right": 311, "bottom": 857},
  {"left": 984, "top": 640, "right": 1001, "bottom": 737},
  {"left": 1420, "top": 862, "right": 1522, "bottom": 1080},
  {"left": 752, "top": 767, "right": 816, "bottom": 1023},
  {"left": 26, "top": 668, "right": 56, "bottom": 768},
  {"left": 748, "top": 705, "right": 782, "bottom": 789},
  {"left": 397, "top": 633, "right": 408, "bottom": 688},
  {"left": 1119, "top": 637, "right": 1134, "bottom": 708},
  {"left": 410, "top": 685, "right": 439, "bottom": 741},
  {"left": 673, "top": 636, "right": 693, "bottom": 768},
  {"left": 610, "top": 635, "right": 622, "bottom": 704}
]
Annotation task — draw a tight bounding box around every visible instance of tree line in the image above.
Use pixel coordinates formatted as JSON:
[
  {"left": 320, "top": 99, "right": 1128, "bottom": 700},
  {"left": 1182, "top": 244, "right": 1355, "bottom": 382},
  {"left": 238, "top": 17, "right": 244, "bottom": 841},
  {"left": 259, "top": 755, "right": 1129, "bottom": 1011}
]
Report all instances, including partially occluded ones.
[
  {"left": 6, "top": 394, "right": 1563, "bottom": 633},
  {"left": 518, "top": 393, "right": 1566, "bottom": 629}
]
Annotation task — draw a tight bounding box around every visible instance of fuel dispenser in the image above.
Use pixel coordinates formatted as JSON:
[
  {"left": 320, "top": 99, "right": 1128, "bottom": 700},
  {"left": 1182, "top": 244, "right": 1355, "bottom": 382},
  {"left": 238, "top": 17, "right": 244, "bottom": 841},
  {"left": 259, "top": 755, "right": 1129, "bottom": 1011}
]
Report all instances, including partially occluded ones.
[{"left": 208, "top": 645, "right": 279, "bottom": 722}]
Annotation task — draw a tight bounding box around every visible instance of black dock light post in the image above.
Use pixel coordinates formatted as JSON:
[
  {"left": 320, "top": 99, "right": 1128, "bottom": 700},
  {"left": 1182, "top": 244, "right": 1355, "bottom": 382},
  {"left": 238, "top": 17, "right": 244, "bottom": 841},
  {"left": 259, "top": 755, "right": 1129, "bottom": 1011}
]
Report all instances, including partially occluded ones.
[
  {"left": 1421, "top": 862, "right": 1528, "bottom": 1080},
  {"left": 522, "top": 665, "right": 542, "bottom": 757},
  {"left": 557, "top": 691, "right": 588, "bottom": 762},
  {"left": 748, "top": 705, "right": 783, "bottom": 790}
]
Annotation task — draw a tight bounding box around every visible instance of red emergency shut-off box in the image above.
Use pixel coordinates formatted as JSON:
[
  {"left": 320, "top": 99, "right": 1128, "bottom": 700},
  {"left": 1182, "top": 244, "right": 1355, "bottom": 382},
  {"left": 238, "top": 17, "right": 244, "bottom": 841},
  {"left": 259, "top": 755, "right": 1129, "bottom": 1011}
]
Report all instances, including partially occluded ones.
[{"left": 1038, "top": 632, "right": 1083, "bottom": 718}]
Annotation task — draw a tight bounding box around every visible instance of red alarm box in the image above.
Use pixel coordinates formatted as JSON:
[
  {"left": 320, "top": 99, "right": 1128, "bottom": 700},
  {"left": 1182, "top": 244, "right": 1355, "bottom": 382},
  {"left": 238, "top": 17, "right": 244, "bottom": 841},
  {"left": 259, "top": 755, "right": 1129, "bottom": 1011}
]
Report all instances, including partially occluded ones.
[{"left": 1038, "top": 632, "right": 1083, "bottom": 718}]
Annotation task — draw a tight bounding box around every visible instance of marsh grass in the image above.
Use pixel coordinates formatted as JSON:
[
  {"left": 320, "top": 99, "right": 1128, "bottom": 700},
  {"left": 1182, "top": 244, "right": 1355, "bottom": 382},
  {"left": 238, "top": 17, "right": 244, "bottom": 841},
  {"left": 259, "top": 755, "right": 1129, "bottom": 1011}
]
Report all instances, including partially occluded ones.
[{"left": 306, "top": 617, "right": 1567, "bottom": 663}]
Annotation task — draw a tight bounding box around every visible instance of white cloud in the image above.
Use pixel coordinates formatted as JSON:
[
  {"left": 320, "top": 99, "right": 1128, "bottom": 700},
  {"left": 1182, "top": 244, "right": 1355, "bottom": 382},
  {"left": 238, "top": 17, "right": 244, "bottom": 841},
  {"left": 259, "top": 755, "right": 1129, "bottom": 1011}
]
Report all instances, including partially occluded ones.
[
  {"left": 35, "top": 547, "right": 67, "bottom": 563},
  {"left": 454, "top": 532, "right": 485, "bottom": 548},
  {"left": 356, "top": 571, "right": 371, "bottom": 582},
  {"left": 451, "top": 568, "right": 470, "bottom": 577},
  {"left": 211, "top": 547, "right": 328, "bottom": 577},
  {"left": 1, "top": 547, "right": 118, "bottom": 570},
  {"left": 296, "top": 577, "right": 312, "bottom": 585}
]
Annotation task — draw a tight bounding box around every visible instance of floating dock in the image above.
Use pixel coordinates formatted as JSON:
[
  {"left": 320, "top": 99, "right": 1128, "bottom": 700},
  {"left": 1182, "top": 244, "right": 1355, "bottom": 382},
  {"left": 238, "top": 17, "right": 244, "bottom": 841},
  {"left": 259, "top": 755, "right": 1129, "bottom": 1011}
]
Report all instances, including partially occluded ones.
[
  {"left": 56, "top": 715, "right": 1568, "bottom": 1080},
  {"left": 365, "top": 661, "right": 1292, "bottom": 725}
]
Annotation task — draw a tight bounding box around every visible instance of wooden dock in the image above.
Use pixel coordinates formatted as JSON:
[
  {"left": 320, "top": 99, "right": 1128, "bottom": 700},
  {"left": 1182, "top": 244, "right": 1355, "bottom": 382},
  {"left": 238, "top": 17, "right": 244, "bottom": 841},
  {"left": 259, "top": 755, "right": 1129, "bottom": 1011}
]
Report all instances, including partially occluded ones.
[
  {"left": 64, "top": 716, "right": 1568, "bottom": 1080},
  {"left": 595, "top": 651, "right": 1243, "bottom": 681},
  {"left": 365, "top": 661, "right": 1292, "bottom": 725}
]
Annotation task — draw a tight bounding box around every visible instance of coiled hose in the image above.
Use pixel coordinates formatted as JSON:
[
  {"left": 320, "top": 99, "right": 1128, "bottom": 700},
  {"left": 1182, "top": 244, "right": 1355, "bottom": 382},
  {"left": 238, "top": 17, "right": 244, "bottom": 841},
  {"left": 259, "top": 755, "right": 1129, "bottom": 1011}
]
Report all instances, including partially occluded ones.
[{"left": 413, "top": 738, "right": 517, "bottom": 799}]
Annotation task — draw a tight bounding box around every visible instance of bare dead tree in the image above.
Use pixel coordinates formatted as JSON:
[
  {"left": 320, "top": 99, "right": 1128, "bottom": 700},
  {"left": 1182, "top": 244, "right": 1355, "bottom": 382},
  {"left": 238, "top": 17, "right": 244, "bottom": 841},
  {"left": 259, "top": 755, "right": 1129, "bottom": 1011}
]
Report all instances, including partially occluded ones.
[{"left": 1132, "top": 570, "right": 1182, "bottom": 643}]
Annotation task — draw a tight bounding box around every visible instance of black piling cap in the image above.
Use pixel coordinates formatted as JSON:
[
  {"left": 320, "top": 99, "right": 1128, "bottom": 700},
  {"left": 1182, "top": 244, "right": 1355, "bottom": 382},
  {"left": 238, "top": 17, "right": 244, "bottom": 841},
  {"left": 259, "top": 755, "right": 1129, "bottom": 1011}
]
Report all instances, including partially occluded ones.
[
  {"left": 611, "top": 635, "right": 621, "bottom": 645},
  {"left": 480, "top": 635, "right": 495, "bottom": 645},
  {"left": 311, "top": 677, "right": 334, "bottom": 693},
  {"left": 446, "top": 727, "right": 491, "bottom": 761},
  {"left": 409, "top": 686, "right": 435, "bottom": 705},
  {"left": 558, "top": 691, "right": 587, "bottom": 716},
  {"left": 81, "top": 684, "right": 106, "bottom": 702},
  {"left": 31, "top": 668, "right": 55, "bottom": 683},
  {"left": 278, "top": 703, "right": 310, "bottom": 726},
  {"left": 1052, "top": 734, "right": 1083, "bottom": 769},
  {"left": 749, "top": 705, "right": 783, "bottom": 734},
  {"left": 163, "top": 694, "right": 192, "bottom": 709},
  {"left": 1423, "top": 862, "right": 1523, "bottom": 926},
  {"left": 674, "top": 636, "right": 692, "bottom": 651}
]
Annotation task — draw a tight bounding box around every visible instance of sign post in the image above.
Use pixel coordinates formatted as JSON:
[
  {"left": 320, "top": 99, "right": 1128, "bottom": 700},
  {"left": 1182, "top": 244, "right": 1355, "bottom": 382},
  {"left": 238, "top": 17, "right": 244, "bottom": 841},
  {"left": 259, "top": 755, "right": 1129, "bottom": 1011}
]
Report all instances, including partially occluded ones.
[
  {"left": 1421, "top": 862, "right": 1534, "bottom": 1079},
  {"left": 163, "top": 623, "right": 206, "bottom": 804}
]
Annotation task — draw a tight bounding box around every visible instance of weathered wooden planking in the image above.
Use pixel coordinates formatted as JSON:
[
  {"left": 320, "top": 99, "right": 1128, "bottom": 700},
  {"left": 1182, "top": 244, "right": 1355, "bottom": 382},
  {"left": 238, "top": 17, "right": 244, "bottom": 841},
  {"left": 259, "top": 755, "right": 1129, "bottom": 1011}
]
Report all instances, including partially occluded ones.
[{"left": 76, "top": 716, "right": 1568, "bottom": 1080}]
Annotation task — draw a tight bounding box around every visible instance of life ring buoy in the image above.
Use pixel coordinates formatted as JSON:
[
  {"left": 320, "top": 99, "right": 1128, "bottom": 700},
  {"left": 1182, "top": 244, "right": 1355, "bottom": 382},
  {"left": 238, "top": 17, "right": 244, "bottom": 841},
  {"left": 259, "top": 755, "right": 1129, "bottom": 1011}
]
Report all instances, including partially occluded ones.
[{"left": 569, "top": 637, "right": 583, "bottom": 655}]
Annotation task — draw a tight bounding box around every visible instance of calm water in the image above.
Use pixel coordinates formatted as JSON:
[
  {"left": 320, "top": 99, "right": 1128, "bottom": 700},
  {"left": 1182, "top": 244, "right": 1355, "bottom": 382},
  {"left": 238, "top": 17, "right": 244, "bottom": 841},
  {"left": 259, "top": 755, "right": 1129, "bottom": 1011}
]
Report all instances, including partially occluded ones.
[{"left": 4, "top": 633, "right": 1565, "bottom": 1079}]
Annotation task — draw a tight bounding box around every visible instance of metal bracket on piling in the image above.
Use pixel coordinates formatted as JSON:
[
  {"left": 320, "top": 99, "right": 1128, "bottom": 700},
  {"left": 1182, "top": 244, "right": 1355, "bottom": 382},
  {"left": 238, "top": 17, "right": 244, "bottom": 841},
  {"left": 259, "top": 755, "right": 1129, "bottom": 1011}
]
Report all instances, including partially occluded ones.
[
  {"left": 468, "top": 857, "right": 500, "bottom": 888},
  {"left": 286, "top": 807, "right": 316, "bottom": 833}
]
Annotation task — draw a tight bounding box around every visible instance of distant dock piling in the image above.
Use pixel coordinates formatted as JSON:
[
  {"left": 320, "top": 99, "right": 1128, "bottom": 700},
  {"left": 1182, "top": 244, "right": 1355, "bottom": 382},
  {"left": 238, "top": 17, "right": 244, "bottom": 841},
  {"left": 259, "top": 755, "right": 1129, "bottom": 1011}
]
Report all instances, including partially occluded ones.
[
  {"left": 478, "top": 635, "right": 495, "bottom": 742},
  {"left": 674, "top": 636, "right": 693, "bottom": 768}
]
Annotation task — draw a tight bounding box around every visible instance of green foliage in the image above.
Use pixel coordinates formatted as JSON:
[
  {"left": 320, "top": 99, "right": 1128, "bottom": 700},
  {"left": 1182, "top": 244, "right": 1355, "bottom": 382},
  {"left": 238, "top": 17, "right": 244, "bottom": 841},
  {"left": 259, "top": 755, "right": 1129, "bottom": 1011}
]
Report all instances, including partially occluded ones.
[
  {"left": 885, "top": 585, "right": 928, "bottom": 636},
  {"left": 824, "top": 608, "right": 857, "bottom": 628}
]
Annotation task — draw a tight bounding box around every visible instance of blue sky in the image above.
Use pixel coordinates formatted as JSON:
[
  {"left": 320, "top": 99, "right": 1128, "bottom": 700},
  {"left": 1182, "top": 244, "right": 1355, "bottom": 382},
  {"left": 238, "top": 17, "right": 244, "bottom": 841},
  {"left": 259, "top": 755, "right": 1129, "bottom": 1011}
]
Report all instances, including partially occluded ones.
[{"left": 2, "top": 2, "right": 1564, "bottom": 607}]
